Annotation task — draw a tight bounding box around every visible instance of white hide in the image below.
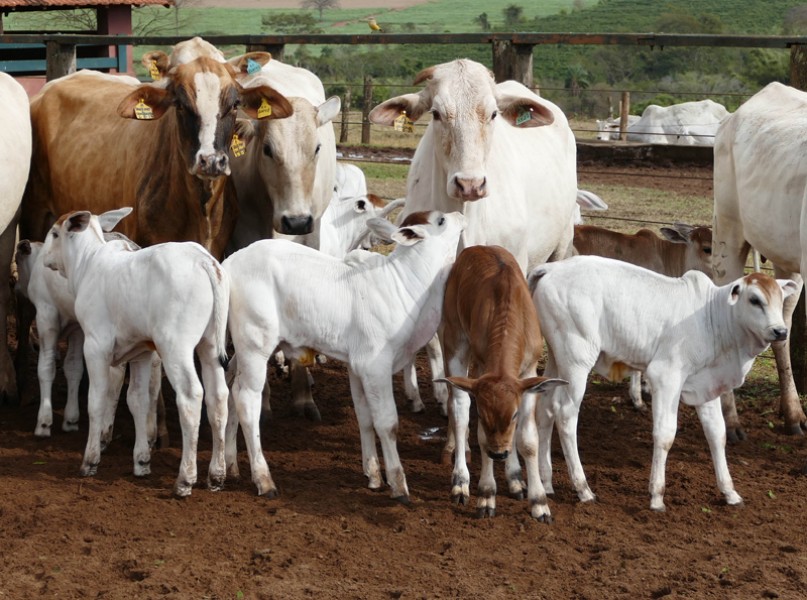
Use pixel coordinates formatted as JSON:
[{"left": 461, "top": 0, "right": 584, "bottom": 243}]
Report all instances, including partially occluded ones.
[
  {"left": 0, "top": 72, "right": 32, "bottom": 401},
  {"left": 530, "top": 255, "right": 797, "bottom": 511},
  {"left": 223, "top": 210, "right": 465, "bottom": 500},
  {"left": 712, "top": 81, "right": 807, "bottom": 439},
  {"left": 626, "top": 100, "right": 730, "bottom": 146},
  {"left": 595, "top": 114, "right": 640, "bottom": 141},
  {"left": 43, "top": 211, "right": 230, "bottom": 498}
]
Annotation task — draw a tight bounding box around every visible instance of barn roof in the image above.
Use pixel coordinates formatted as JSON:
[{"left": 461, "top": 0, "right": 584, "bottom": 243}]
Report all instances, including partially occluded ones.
[{"left": 0, "top": 0, "right": 172, "bottom": 7}]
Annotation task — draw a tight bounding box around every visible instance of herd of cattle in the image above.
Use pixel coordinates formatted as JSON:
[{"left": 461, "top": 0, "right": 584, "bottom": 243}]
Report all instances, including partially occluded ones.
[{"left": 1, "top": 36, "right": 806, "bottom": 522}]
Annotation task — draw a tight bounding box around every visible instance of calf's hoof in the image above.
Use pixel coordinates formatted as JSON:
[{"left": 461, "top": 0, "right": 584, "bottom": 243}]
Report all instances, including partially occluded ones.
[
  {"left": 174, "top": 480, "right": 194, "bottom": 498},
  {"left": 392, "top": 494, "right": 411, "bottom": 506},
  {"left": 34, "top": 424, "right": 52, "bottom": 438},
  {"left": 62, "top": 420, "right": 79, "bottom": 433},
  {"left": 476, "top": 506, "right": 496, "bottom": 518},
  {"left": 208, "top": 475, "right": 226, "bottom": 492},
  {"left": 726, "top": 426, "right": 747, "bottom": 444},
  {"left": 134, "top": 460, "right": 151, "bottom": 477},
  {"left": 80, "top": 462, "right": 99, "bottom": 477},
  {"left": 295, "top": 404, "right": 321, "bottom": 422},
  {"left": 259, "top": 487, "right": 279, "bottom": 500}
]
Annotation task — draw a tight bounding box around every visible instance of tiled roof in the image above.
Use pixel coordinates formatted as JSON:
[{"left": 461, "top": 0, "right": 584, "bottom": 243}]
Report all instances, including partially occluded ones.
[{"left": 0, "top": 1, "right": 172, "bottom": 7}]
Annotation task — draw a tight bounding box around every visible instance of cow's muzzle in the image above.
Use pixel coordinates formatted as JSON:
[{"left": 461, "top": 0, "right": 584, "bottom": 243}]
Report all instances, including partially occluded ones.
[
  {"left": 487, "top": 449, "right": 509, "bottom": 462},
  {"left": 280, "top": 215, "right": 314, "bottom": 236},
  {"left": 452, "top": 175, "right": 487, "bottom": 201},
  {"left": 770, "top": 326, "right": 789, "bottom": 342},
  {"left": 195, "top": 152, "right": 231, "bottom": 178}
]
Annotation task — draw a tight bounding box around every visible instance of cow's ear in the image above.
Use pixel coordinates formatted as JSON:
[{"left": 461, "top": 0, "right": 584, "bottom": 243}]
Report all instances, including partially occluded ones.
[
  {"left": 141, "top": 51, "right": 170, "bottom": 80},
  {"left": 97, "top": 207, "right": 133, "bottom": 232},
  {"left": 729, "top": 282, "right": 742, "bottom": 305},
  {"left": 434, "top": 376, "right": 476, "bottom": 394},
  {"left": 520, "top": 377, "right": 568, "bottom": 394},
  {"left": 369, "top": 93, "right": 428, "bottom": 125},
  {"left": 778, "top": 279, "right": 800, "bottom": 300},
  {"left": 117, "top": 85, "right": 172, "bottom": 120},
  {"left": 16, "top": 239, "right": 31, "bottom": 256},
  {"left": 659, "top": 227, "right": 687, "bottom": 244},
  {"left": 498, "top": 95, "right": 555, "bottom": 128},
  {"left": 67, "top": 211, "right": 92, "bottom": 233},
  {"left": 366, "top": 193, "right": 385, "bottom": 209},
  {"left": 234, "top": 118, "right": 258, "bottom": 145},
  {"left": 228, "top": 52, "right": 272, "bottom": 77},
  {"left": 353, "top": 199, "right": 368, "bottom": 214},
  {"left": 240, "top": 84, "right": 293, "bottom": 120},
  {"left": 316, "top": 96, "right": 342, "bottom": 127},
  {"left": 364, "top": 216, "right": 397, "bottom": 243},
  {"left": 392, "top": 223, "right": 428, "bottom": 246}
]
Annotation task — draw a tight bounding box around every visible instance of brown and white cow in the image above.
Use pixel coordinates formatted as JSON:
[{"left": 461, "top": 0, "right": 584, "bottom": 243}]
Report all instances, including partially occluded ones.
[
  {"left": 437, "top": 245, "right": 566, "bottom": 521},
  {"left": 573, "top": 222, "right": 713, "bottom": 410}
]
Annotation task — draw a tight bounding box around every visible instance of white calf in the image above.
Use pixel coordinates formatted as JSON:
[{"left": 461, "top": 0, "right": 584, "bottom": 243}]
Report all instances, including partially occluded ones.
[
  {"left": 43, "top": 210, "right": 230, "bottom": 497},
  {"left": 530, "top": 256, "right": 796, "bottom": 511},
  {"left": 224, "top": 210, "right": 464, "bottom": 501}
]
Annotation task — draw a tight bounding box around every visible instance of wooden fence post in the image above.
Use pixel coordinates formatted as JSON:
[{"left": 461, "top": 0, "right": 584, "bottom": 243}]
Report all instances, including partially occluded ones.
[
  {"left": 619, "top": 91, "right": 630, "bottom": 141},
  {"left": 361, "top": 75, "right": 373, "bottom": 145},
  {"left": 789, "top": 44, "right": 807, "bottom": 393},
  {"left": 340, "top": 87, "right": 351, "bottom": 144},
  {"left": 492, "top": 41, "right": 534, "bottom": 88},
  {"left": 247, "top": 43, "right": 285, "bottom": 61},
  {"left": 45, "top": 41, "right": 76, "bottom": 81}
]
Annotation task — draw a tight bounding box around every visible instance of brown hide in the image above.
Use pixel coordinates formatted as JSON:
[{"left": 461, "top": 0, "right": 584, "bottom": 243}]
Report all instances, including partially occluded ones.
[
  {"left": 440, "top": 245, "right": 546, "bottom": 454},
  {"left": 21, "top": 60, "right": 291, "bottom": 260},
  {"left": 573, "top": 224, "right": 712, "bottom": 277}
]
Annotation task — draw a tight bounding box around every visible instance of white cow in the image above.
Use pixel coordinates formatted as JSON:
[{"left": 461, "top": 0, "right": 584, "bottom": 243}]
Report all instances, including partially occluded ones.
[
  {"left": 712, "top": 81, "right": 807, "bottom": 440},
  {"left": 43, "top": 210, "right": 230, "bottom": 497},
  {"left": 223, "top": 210, "right": 465, "bottom": 501},
  {"left": 529, "top": 255, "right": 797, "bottom": 511},
  {"left": 626, "top": 99, "right": 730, "bottom": 146},
  {"left": 0, "top": 72, "right": 32, "bottom": 404},
  {"left": 595, "top": 114, "right": 640, "bottom": 141}
]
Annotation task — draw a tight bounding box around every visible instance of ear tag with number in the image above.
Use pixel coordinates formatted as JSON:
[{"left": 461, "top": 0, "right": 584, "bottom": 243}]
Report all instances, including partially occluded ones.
[
  {"left": 246, "top": 58, "right": 261, "bottom": 74},
  {"left": 148, "top": 60, "right": 161, "bottom": 81},
  {"left": 230, "top": 134, "right": 246, "bottom": 158},
  {"left": 393, "top": 111, "right": 414, "bottom": 133},
  {"left": 257, "top": 98, "right": 273, "bottom": 119},
  {"left": 134, "top": 99, "right": 154, "bottom": 120},
  {"left": 515, "top": 108, "right": 532, "bottom": 126}
]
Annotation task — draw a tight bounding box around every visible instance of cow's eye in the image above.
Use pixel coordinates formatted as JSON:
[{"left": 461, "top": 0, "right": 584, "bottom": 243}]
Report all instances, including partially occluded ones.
[
  {"left": 750, "top": 296, "right": 762, "bottom": 307},
  {"left": 263, "top": 144, "right": 273, "bottom": 158},
  {"left": 51, "top": 231, "right": 58, "bottom": 239},
  {"left": 315, "top": 143, "right": 322, "bottom": 156},
  {"left": 491, "top": 110, "right": 498, "bottom": 121},
  {"left": 430, "top": 109, "right": 441, "bottom": 122},
  {"left": 511, "top": 411, "right": 518, "bottom": 422},
  {"left": 703, "top": 247, "right": 712, "bottom": 255}
]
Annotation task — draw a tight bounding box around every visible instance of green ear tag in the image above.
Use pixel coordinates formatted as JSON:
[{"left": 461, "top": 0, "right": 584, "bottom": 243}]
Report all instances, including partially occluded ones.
[
  {"left": 516, "top": 108, "right": 532, "bottom": 126},
  {"left": 134, "top": 99, "right": 154, "bottom": 120}
]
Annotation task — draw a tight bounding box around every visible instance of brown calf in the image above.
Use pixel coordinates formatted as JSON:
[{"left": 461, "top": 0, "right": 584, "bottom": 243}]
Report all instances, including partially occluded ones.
[{"left": 438, "top": 245, "right": 565, "bottom": 521}]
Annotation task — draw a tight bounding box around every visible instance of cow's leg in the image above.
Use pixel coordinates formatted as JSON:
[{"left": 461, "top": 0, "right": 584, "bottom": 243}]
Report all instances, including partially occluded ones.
[
  {"left": 224, "top": 355, "right": 240, "bottom": 480},
  {"left": 628, "top": 370, "right": 647, "bottom": 412},
  {"left": 61, "top": 327, "right": 84, "bottom": 433},
  {"left": 646, "top": 375, "right": 684, "bottom": 512},
  {"left": 504, "top": 439, "right": 526, "bottom": 500},
  {"left": 425, "top": 335, "right": 448, "bottom": 416},
  {"left": 126, "top": 357, "right": 153, "bottom": 477},
  {"left": 230, "top": 350, "right": 277, "bottom": 497},
  {"left": 149, "top": 353, "right": 168, "bottom": 449},
  {"left": 161, "top": 350, "right": 204, "bottom": 498},
  {"left": 356, "top": 364, "right": 409, "bottom": 502},
  {"left": 517, "top": 390, "right": 552, "bottom": 522},
  {"left": 290, "top": 360, "right": 321, "bottom": 421},
  {"left": 553, "top": 365, "right": 596, "bottom": 503},
  {"left": 347, "top": 367, "right": 383, "bottom": 491},
  {"left": 772, "top": 268, "right": 805, "bottom": 435},
  {"left": 197, "top": 339, "right": 229, "bottom": 492},
  {"left": 33, "top": 309, "right": 61, "bottom": 438},
  {"left": 13, "top": 292, "right": 35, "bottom": 406},
  {"left": 100, "top": 364, "right": 126, "bottom": 452},
  {"left": 402, "top": 361, "right": 424, "bottom": 414},
  {"left": 476, "top": 421, "right": 497, "bottom": 518},
  {"left": 80, "top": 348, "right": 115, "bottom": 477},
  {"left": 696, "top": 397, "right": 742, "bottom": 507},
  {"left": 537, "top": 351, "right": 559, "bottom": 494},
  {"left": 0, "top": 212, "right": 19, "bottom": 405}
]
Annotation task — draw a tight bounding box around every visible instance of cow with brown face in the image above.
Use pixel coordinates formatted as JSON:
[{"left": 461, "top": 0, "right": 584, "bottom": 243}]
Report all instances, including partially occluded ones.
[
  {"left": 437, "top": 245, "right": 566, "bottom": 521},
  {"left": 20, "top": 44, "right": 293, "bottom": 258}
]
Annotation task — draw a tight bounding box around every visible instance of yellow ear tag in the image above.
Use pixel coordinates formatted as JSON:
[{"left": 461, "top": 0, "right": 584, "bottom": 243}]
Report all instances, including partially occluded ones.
[
  {"left": 393, "top": 111, "right": 414, "bottom": 133},
  {"left": 134, "top": 99, "right": 154, "bottom": 120},
  {"left": 257, "top": 98, "right": 273, "bottom": 119},
  {"left": 148, "top": 60, "right": 161, "bottom": 81},
  {"left": 230, "top": 133, "right": 246, "bottom": 158}
]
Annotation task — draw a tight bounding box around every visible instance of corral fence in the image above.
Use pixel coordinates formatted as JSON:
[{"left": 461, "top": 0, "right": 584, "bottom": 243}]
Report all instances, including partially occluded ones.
[{"left": 3, "top": 30, "right": 807, "bottom": 389}]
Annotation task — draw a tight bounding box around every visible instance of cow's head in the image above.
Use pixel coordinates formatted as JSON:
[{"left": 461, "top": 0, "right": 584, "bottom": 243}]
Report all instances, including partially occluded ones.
[
  {"left": 435, "top": 375, "right": 566, "bottom": 460},
  {"left": 368, "top": 59, "right": 554, "bottom": 202},
  {"left": 118, "top": 54, "right": 293, "bottom": 180},
  {"left": 234, "top": 89, "right": 340, "bottom": 235},
  {"left": 728, "top": 273, "right": 798, "bottom": 346},
  {"left": 660, "top": 222, "right": 713, "bottom": 276}
]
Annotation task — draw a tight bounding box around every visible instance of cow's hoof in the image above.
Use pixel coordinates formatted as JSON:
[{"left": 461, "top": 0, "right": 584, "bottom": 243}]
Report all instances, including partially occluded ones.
[
  {"left": 80, "top": 463, "right": 98, "bottom": 477},
  {"left": 476, "top": 507, "right": 495, "bottom": 519},
  {"left": 785, "top": 423, "right": 806, "bottom": 436},
  {"left": 296, "top": 404, "right": 321, "bottom": 422},
  {"left": 62, "top": 420, "right": 80, "bottom": 433},
  {"left": 259, "top": 488, "right": 279, "bottom": 500},
  {"left": 174, "top": 481, "right": 194, "bottom": 498},
  {"left": 535, "top": 513, "right": 553, "bottom": 524},
  {"left": 392, "top": 494, "right": 411, "bottom": 506},
  {"left": 726, "top": 427, "right": 747, "bottom": 444}
]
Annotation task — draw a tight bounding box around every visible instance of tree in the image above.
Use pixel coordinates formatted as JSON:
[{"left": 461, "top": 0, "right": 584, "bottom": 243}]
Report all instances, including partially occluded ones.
[
  {"left": 474, "top": 12, "right": 491, "bottom": 32},
  {"left": 262, "top": 12, "right": 323, "bottom": 34},
  {"left": 503, "top": 4, "right": 523, "bottom": 29},
  {"left": 300, "top": 0, "right": 340, "bottom": 22}
]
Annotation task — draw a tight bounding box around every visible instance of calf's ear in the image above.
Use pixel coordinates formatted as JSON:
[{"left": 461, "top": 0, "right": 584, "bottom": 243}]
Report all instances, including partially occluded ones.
[
  {"left": 520, "top": 377, "right": 568, "bottom": 394},
  {"left": 728, "top": 282, "right": 742, "bottom": 305},
  {"left": 16, "top": 240, "right": 31, "bottom": 256},
  {"left": 97, "top": 207, "right": 133, "bottom": 232},
  {"left": 66, "top": 211, "right": 92, "bottom": 234},
  {"left": 778, "top": 279, "right": 800, "bottom": 300},
  {"left": 392, "top": 224, "right": 428, "bottom": 246},
  {"left": 434, "top": 376, "right": 476, "bottom": 394},
  {"left": 364, "top": 216, "right": 397, "bottom": 243}
]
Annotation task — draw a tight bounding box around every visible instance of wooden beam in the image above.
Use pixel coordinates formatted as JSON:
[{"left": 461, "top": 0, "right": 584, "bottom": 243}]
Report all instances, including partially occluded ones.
[{"left": 45, "top": 41, "right": 75, "bottom": 81}]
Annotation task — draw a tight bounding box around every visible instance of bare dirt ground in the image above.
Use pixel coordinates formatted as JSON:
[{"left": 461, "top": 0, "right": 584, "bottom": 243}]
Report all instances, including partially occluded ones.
[{"left": 2, "top": 164, "right": 807, "bottom": 599}]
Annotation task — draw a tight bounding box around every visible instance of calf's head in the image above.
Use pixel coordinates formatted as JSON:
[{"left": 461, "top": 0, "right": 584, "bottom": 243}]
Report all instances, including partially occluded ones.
[
  {"left": 118, "top": 54, "right": 292, "bottom": 180},
  {"left": 729, "top": 273, "right": 798, "bottom": 345},
  {"left": 436, "top": 376, "right": 566, "bottom": 460},
  {"left": 369, "top": 59, "right": 555, "bottom": 202}
]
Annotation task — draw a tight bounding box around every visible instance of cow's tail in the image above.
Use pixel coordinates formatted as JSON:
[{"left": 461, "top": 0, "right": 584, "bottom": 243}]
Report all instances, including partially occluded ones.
[
  {"left": 527, "top": 267, "right": 548, "bottom": 295},
  {"left": 202, "top": 255, "right": 231, "bottom": 369}
]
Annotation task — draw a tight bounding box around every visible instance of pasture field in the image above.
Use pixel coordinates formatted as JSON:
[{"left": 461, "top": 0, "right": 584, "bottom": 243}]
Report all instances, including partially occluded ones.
[{"left": 2, "top": 159, "right": 807, "bottom": 598}]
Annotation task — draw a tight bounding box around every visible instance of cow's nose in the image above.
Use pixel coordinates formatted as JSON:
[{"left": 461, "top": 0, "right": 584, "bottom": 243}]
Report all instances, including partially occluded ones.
[
  {"left": 453, "top": 175, "right": 487, "bottom": 200},
  {"left": 772, "top": 326, "right": 789, "bottom": 341},
  {"left": 487, "top": 449, "right": 509, "bottom": 462},
  {"left": 280, "top": 215, "right": 314, "bottom": 235},
  {"left": 197, "top": 152, "right": 230, "bottom": 177}
]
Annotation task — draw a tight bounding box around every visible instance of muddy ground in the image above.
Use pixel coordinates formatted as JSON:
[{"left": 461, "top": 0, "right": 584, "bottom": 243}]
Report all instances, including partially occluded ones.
[{"left": 2, "top": 164, "right": 807, "bottom": 599}]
